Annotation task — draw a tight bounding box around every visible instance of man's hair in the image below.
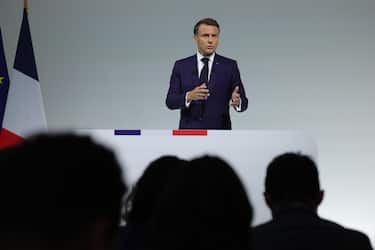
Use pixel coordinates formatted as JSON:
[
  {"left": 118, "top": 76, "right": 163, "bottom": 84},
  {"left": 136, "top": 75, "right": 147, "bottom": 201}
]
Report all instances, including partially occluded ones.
[
  {"left": 150, "top": 155, "right": 252, "bottom": 250},
  {"left": 0, "top": 133, "right": 127, "bottom": 249},
  {"left": 123, "top": 155, "right": 186, "bottom": 224},
  {"left": 265, "top": 153, "right": 320, "bottom": 204},
  {"left": 193, "top": 17, "right": 220, "bottom": 35}
]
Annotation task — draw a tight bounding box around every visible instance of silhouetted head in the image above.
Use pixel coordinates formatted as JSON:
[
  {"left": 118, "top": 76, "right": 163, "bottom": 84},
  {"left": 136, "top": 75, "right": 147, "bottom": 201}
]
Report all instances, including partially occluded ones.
[
  {"left": 264, "top": 153, "right": 323, "bottom": 215},
  {"left": 151, "top": 155, "right": 253, "bottom": 250},
  {"left": 0, "top": 133, "right": 127, "bottom": 250},
  {"left": 124, "top": 155, "right": 187, "bottom": 224}
]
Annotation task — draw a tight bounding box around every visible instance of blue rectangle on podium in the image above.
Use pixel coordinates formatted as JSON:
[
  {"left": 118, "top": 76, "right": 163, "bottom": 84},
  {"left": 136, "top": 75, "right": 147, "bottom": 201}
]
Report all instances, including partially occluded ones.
[{"left": 114, "top": 129, "right": 141, "bottom": 136}]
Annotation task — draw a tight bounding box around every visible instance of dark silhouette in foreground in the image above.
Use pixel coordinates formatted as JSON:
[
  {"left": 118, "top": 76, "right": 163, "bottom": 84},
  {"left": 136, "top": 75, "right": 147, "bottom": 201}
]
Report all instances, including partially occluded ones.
[
  {"left": 118, "top": 156, "right": 187, "bottom": 250},
  {"left": 150, "top": 155, "right": 253, "bottom": 250},
  {"left": 253, "top": 153, "right": 373, "bottom": 250},
  {"left": 0, "top": 134, "right": 127, "bottom": 250}
]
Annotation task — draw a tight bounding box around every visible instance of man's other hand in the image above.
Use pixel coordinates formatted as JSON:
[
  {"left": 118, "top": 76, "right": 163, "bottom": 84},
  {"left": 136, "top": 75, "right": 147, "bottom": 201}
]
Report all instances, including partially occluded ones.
[{"left": 231, "top": 86, "right": 241, "bottom": 107}]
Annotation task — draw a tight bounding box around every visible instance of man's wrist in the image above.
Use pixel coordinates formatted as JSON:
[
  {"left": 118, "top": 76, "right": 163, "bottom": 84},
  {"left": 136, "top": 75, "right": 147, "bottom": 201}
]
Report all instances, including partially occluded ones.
[
  {"left": 236, "top": 98, "right": 242, "bottom": 111},
  {"left": 185, "top": 92, "right": 192, "bottom": 107},
  {"left": 186, "top": 91, "right": 192, "bottom": 102},
  {"left": 230, "top": 98, "right": 242, "bottom": 111}
]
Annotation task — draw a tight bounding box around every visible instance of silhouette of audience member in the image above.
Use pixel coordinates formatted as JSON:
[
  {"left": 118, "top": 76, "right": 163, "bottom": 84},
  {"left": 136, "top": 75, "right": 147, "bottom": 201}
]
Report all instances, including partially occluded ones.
[
  {"left": 252, "top": 153, "right": 373, "bottom": 250},
  {"left": 117, "top": 156, "right": 187, "bottom": 250},
  {"left": 0, "top": 134, "right": 127, "bottom": 250},
  {"left": 150, "top": 155, "right": 253, "bottom": 250}
]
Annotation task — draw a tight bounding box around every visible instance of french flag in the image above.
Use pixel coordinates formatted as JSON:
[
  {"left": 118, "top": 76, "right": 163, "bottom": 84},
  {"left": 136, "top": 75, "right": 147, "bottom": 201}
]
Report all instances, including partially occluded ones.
[
  {"left": 0, "top": 27, "right": 14, "bottom": 148},
  {"left": 0, "top": 6, "right": 47, "bottom": 149}
]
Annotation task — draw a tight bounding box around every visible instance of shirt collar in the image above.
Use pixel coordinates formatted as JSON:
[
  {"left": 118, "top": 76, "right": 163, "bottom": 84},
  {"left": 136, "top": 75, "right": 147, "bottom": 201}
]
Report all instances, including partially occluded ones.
[{"left": 197, "top": 51, "right": 215, "bottom": 63}]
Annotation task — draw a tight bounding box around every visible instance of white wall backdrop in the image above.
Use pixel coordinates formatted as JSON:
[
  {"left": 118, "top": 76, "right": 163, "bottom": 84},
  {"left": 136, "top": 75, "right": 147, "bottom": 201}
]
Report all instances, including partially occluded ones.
[{"left": 1, "top": 0, "right": 374, "bottom": 245}]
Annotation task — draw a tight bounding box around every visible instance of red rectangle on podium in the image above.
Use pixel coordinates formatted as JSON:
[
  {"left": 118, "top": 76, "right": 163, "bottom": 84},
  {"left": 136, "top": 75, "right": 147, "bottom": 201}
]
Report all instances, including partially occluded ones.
[{"left": 172, "top": 130, "right": 208, "bottom": 136}]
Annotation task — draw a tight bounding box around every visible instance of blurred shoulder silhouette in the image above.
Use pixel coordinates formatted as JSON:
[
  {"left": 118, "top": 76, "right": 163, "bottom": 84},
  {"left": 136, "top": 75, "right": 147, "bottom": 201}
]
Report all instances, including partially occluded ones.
[
  {"left": 0, "top": 133, "right": 127, "bottom": 250},
  {"left": 150, "top": 155, "right": 253, "bottom": 250},
  {"left": 252, "top": 152, "right": 373, "bottom": 250},
  {"left": 118, "top": 155, "right": 187, "bottom": 250}
]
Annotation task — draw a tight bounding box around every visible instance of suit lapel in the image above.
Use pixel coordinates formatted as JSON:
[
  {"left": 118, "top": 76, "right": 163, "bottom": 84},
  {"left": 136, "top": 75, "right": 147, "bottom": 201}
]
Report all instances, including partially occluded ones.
[
  {"left": 208, "top": 54, "right": 221, "bottom": 90},
  {"left": 191, "top": 55, "right": 200, "bottom": 87}
]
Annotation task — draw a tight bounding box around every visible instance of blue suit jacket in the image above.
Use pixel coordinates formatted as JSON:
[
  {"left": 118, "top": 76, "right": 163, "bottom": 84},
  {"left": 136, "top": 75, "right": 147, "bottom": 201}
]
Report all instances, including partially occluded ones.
[{"left": 166, "top": 54, "right": 248, "bottom": 129}]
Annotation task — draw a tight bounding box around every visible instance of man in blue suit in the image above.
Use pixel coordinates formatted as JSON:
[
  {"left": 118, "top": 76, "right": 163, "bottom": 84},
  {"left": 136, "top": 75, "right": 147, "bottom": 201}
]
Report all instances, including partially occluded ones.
[{"left": 166, "top": 18, "right": 248, "bottom": 129}]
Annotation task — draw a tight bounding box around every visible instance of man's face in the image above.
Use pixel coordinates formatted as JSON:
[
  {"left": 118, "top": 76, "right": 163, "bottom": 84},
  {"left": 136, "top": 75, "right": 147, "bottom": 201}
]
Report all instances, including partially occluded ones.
[{"left": 194, "top": 24, "right": 219, "bottom": 56}]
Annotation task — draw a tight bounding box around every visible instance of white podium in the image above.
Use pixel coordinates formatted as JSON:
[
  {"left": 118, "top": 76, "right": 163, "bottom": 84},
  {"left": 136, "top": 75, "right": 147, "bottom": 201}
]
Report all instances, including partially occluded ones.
[{"left": 76, "top": 129, "right": 317, "bottom": 225}]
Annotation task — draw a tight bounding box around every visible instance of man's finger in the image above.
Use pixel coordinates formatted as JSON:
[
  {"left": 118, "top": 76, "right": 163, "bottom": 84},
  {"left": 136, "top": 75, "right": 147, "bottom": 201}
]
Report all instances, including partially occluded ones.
[
  {"left": 198, "top": 89, "right": 210, "bottom": 94},
  {"left": 231, "top": 101, "right": 239, "bottom": 107},
  {"left": 233, "top": 93, "right": 240, "bottom": 98},
  {"left": 195, "top": 86, "right": 207, "bottom": 92},
  {"left": 200, "top": 83, "right": 208, "bottom": 88}
]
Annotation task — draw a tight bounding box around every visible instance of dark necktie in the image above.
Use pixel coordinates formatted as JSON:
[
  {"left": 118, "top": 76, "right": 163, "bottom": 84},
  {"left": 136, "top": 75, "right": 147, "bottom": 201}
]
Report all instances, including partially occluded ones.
[
  {"left": 198, "top": 57, "right": 209, "bottom": 118},
  {"left": 200, "top": 57, "right": 209, "bottom": 84}
]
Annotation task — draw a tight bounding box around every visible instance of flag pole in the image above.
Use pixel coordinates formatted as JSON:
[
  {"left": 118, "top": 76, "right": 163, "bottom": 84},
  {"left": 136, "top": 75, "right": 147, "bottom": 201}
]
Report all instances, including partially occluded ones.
[{"left": 24, "top": 0, "right": 28, "bottom": 12}]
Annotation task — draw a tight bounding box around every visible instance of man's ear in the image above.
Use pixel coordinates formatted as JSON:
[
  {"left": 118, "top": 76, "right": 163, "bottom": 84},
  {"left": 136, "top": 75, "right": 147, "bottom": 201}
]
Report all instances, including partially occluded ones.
[
  {"left": 193, "top": 35, "right": 198, "bottom": 43},
  {"left": 264, "top": 192, "right": 273, "bottom": 209},
  {"left": 315, "top": 190, "right": 324, "bottom": 206}
]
